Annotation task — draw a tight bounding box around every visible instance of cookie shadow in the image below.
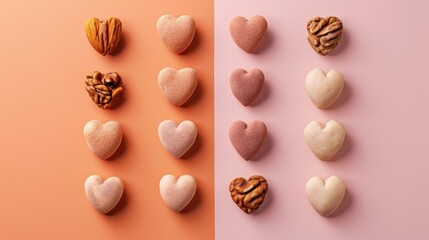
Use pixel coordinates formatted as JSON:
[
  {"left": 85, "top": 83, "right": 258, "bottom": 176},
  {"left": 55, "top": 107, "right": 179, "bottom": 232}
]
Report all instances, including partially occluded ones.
[
  {"left": 253, "top": 30, "right": 274, "bottom": 55},
  {"left": 249, "top": 133, "right": 273, "bottom": 161},
  {"left": 181, "top": 28, "right": 200, "bottom": 55},
  {"left": 329, "top": 133, "right": 353, "bottom": 162},
  {"left": 329, "top": 189, "right": 353, "bottom": 218},
  {"left": 329, "top": 29, "right": 349, "bottom": 56},
  {"left": 108, "top": 88, "right": 127, "bottom": 110},
  {"left": 325, "top": 81, "right": 352, "bottom": 110},
  {"left": 181, "top": 83, "right": 202, "bottom": 108},
  {"left": 249, "top": 79, "right": 270, "bottom": 107},
  {"left": 181, "top": 135, "right": 202, "bottom": 159},
  {"left": 110, "top": 30, "right": 127, "bottom": 56},
  {"left": 253, "top": 185, "right": 272, "bottom": 215},
  {"left": 107, "top": 135, "right": 127, "bottom": 161},
  {"left": 180, "top": 189, "right": 201, "bottom": 214},
  {"left": 107, "top": 190, "right": 128, "bottom": 216}
]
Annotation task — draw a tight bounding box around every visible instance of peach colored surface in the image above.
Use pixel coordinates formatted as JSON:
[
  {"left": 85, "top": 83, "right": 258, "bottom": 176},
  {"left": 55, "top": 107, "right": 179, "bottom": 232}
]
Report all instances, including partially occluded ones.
[
  {"left": 0, "top": 0, "right": 213, "bottom": 239},
  {"left": 215, "top": 0, "right": 429, "bottom": 239}
]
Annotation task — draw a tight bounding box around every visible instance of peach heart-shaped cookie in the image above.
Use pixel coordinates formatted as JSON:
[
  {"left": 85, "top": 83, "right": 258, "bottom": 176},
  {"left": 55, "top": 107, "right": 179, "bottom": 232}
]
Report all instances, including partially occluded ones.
[
  {"left": 229, "top": 120, "right": 267, "bottom": 160},
  {"left": 230, "top": 68, "right": 265, "bottom": 106},
  {"left": 158, "top": 120, "right": 197, "bottom": 158},
  {"left": 159, "top": 174, "right": 197, "bottom": 212},
  {"left": 229, "top": 15, "right": 268, "bottom": 53},
  {"left": 158, "top": 67, "right": 198, "bottom": 106},
  {"left": 305, "top": 68, "right": 344, "bottom": 109},
  {"left": 304, "top": 120, "right": 345, "bottom": 161},
  {"left": 230, "top": 175, "right": 268, "bottom": 214},
  {"left": 306, "top": 176, "right": 345, "bottom": 217},
  {"left": 83, "top": 120, "right": 123, "bottom": 160},
  {"left": 84, "top": 175, "right": 124, "bottom": 214},
  {"left": 157, "top": 15, "right": 196, "bottom": 54}
]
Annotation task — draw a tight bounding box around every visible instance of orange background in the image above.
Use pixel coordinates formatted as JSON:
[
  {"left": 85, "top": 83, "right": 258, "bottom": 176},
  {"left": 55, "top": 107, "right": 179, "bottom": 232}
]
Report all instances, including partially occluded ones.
[{"left": 0, "top": 0, "right": 213, "bottom": 239}]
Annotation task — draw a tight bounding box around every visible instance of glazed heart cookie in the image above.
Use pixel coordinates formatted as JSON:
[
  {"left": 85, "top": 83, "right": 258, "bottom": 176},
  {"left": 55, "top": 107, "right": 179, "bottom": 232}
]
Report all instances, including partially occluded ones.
[
  {"left": 158, "top": 67, "right": 198, "bottom": 106},
  {"left": 84, "top": 175, "right": 124, "bottom": 214},
  {"left": 83, "top": 120, "right": 123, "bottom": 160},
  {"left": 230, "top": 175, "right": 268, "bottom": 214},
  {"left": 230, "top": 68, "right": 265, "bottom": 106},
  {"left": 157, "top": 15, "right": 196, "bottom": 54},
  {"left": 229, "top": 15, "right": 268, "bottom": 53},
  {"left": 304, "top": 120, "right": 345, "bottom": 161},
  {"left": 306, "top": 176, "right": 345, "bottom": 217},
  {"left": 159, "top": 174, "right": 197, "bottom": 212},
  {"left": 229, "top": 120, "right": 267, "bottom": 160},
  {"left": 158, "top": 120, "right": 197, "bottom": 158},
  {"left": 305, "top": 68, "right": 344, "bottom": 109}
]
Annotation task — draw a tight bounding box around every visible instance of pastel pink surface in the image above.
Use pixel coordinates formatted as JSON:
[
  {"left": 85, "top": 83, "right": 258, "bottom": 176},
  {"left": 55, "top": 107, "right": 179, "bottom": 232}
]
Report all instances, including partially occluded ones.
[
  {"left": 158, "top": 120, "right": 198, "bottom": 158},
  {"left": 215, "top": 0, "right": 429, "bottom": 239},
  {"left": 83, "top": 120, "right": 123, "bottom": 160},
  {"left": 230, "top": 68, "right": 265, "bottom": 106}
]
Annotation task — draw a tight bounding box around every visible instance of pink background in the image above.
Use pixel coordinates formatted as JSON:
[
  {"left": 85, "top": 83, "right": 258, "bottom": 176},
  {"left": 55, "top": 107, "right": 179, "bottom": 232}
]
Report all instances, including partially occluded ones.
[{"left": 215, "top": 0, "right": 429, "bottom": 239}]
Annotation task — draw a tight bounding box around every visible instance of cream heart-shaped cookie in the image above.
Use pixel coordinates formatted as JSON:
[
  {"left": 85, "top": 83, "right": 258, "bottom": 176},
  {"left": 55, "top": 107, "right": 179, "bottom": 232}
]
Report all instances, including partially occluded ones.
[
  {"left": 306, "top": 176, "right": 345, "bottom": 217},
  {"left": 304, "top": 120, "right": 345, "bottom": 161},
  {"left": 83, "top": 120, "right": 123, "bottom": 160},
  {"left": 158, "top": 67, "right": 198, "bottom": 106},
  {"left": 157, "top": 15, "right": 196, "bottom": 54},
  {"left": 159, "top": 174, "right": 197, "bottom": 212},
  {"left": 229, "top": 15, "right": 268, "bottom": 53},
  {"left": 230, "top": 68, "right": 265, "bottom": 106},
  {"left": 84, "top": 175, "right": 124, "bottom": 214},
  {"left": 229, "top": 120, "right": 267, "bottom": 160},
  {"left": 305, "top": 68, "right": 344, "bottom": 109},
  {"left": 158, "top": 120, "right": 197, "bottom": 158}
]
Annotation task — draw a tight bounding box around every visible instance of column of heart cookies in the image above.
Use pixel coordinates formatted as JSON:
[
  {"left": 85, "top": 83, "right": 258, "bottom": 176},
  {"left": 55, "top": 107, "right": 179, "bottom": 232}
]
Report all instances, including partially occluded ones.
[
  {"left": 228, "top": 15, "right": 269, "bottom": 215},
  {"left": 82, "top": 17, "right": 125, "bottom": 214},
  {"left": 304, "top": 16, "right": 347, "bottom": 217},
  {"left": 156, "top": 14, "right": 198, "bottom": 213}
]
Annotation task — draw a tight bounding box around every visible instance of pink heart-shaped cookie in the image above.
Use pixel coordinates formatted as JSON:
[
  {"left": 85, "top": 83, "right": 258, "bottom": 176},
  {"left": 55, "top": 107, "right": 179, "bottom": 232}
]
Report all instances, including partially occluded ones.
[
  {"left": 158, "top": 67, "right": 198, "bottom": 106},
  {"left": 157, "top": 15, "right": 196, "bottom": 54},
  {"left": 84, "top": 175, "right": 124, "bottom": 214},
  {"left": 229, "top": 120, "right": 267, "bottom": 160},
  {"left": 159, "top": 174, "right": 197, "bottom": 212},
  {"left": 83, "top": 120, "right": 123, "bottom": 160},
  {"left": 229, "top": 15, "right": 268, "bottom": 53},
  {"left": 230, "top": 68, "right": 265, "bottom": 106},
  {"left": 158, "top": 120, "right": 197, "bottom": 158}
]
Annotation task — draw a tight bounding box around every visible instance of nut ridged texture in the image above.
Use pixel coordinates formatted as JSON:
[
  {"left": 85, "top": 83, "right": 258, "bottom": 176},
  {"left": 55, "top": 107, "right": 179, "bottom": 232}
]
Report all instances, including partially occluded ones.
[
  {"left": 307, "top": 16, "right": 343, "bottom": 55},
  {"left": 85, "top": 17, "right": 122, "bottom": 56},
  {"left": 85, "top": 71, "right": 123, "bottom": 109},
  {"left": 229, "top": 175, "right": 268, "bottom": 214}
]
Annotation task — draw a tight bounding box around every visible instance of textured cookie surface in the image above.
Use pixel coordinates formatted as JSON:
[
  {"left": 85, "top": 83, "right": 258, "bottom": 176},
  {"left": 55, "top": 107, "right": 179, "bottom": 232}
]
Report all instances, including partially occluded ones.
[
  {"left": 229, "top": 15, "right": 268, "bottom": 53},
  {"left": 158, "top": 67, "right": 198, "bottom": 106},
  {"left": 84, "top": 175, "right": 124, "bottom": 214},
  {"left": 306, "top": 176, "right": 345, "bottom": 217},
  {"left": 304, "top": 120, "right": 345, "bottom": 161},
  {"left": 159, "top": 174, "right": 197, "bottom": 212},
  {"left": 158, "top": 120, "right": 197, "bottom": 158},
  {"left": 83, "top": 120, "right": 123, "bottom": 160},
  {"left": 229, "top": 120, "right": 267, "bottom": 160},
  {"left": 230, "top": 68, "right": 264, "bottom": 106},
  {"left": 305, "top": 68, "right": 344, "bottom": 109},
  {"left": 157, "top": 15, "right": 196, "bottom": 54}
]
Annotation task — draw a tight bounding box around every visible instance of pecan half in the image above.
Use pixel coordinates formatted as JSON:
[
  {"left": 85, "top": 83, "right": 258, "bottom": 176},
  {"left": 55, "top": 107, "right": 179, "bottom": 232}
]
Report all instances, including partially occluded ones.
[
  {"left": 229, "top": 175, "right": 268, "bottom": 214},
  {"left": 85, "top": 17, "right": 122, "bottom": 56},
  {"left": 85, "top": 71, "right": 124, "bottom": 109},
  {"left": 307, "top": 16, "right": 343, "bottom": 55}
]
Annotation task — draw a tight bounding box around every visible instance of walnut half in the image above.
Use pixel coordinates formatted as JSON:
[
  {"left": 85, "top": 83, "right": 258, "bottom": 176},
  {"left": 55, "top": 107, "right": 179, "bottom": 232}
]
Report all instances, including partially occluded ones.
[
  {"left": 307, "top": 16, "right": 343, "bottom": 55},
  {"left": 85, "top": 71, "right": 124, "bottom": 109}
]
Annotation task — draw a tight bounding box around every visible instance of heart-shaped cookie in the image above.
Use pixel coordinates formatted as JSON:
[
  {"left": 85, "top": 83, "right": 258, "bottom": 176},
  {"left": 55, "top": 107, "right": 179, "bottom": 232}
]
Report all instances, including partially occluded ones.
[
  {"left": 158, "top": 120, "right": 197, "bottom": 158},
  {"left": 229, "top": 175, "right": 268, "bottom": 214},
  {"left": 85, "top": 17, "right": 122, "bottom": 56},
  {"left": 306, "top": 176, "right": 345, "bottom": 217},
  {"left": 229, "top": 15, "right": 268, "bottom": 53},
  {"left": 84, "top": 175, "right": 124, "bottom": 214},
  {"left": 305, "top": 68, "right": 344, "bottom": 109},
  {"left": 157, "top": 15, "right": 196, "bottom": 54},
  {"left": 304, "top": 120, "right": 345, "bottom": 161},
  {"left": 229, "top": 120, "right": 267, "bottom": 160},
  {"left": 230, "top": 68, "right": 265, "bottom": 106},
  {"left": 306, "top": 16, "right": 343, "bottom": 55},
  {"left": 159, "top": 174, "right": 197, "bottom": 212},
  {"left": 83, "top": 120, "right": 123, "bottom": 160},
  {"left": 158, "top": 67, "right": 198, "bottom": 106}
]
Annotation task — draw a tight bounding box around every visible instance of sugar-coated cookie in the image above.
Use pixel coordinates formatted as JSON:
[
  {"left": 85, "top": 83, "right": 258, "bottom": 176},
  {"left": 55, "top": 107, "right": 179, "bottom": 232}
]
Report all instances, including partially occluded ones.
[
  {"left": 83, "top": 120, "right": 123, "bottom": 160},
  {"left": 84, "top": 175, "right": 124, "bottom": 214},
  {"left": 304, "top": 120, "right": 345, "bottom": 161},
  {"left": 159, "top": 174, "right": 197, "bottom": 212},
  {"left": 305, "top": 68, "right": 344, "bottom": 109},
  {"left": 230, "top": 68, "right": 265, "bottom": 106},
  {"left": 158, "top": 67, "right": 198, "bottom": 106},
  {"left": 157, "top": 15, "right": 196, "bottom": 54},
  {"left": 230, "top": 175, "right": 268, "bottom": 214},
  {"left": 229, "top": 120, "right": 267, "bottom": 160},
  {"left": 306, "top": 175, "right": 345, "bottom": 217},
  {"left": 158, "top": 120, "right": 197, "bottom": 158},
  {"left": 229, "top": 15, "right": 268, "bottom": 53}
]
